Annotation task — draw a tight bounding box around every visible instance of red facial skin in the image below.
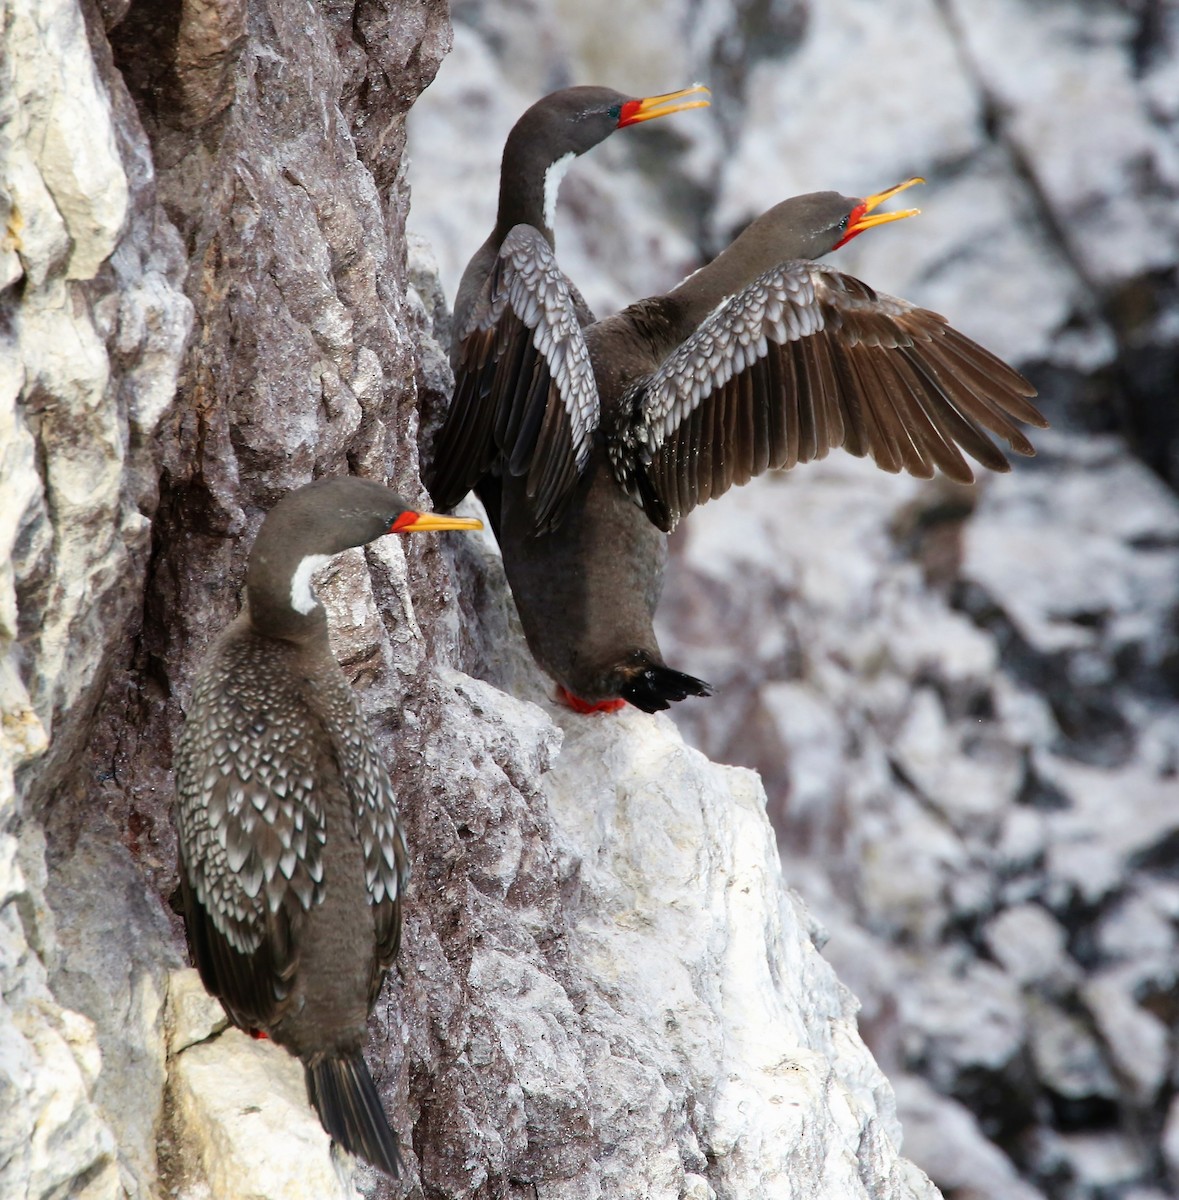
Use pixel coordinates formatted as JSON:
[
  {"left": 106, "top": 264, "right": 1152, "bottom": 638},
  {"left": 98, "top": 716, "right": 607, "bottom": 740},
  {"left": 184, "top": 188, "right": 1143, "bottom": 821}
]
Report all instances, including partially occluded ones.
[
  {"left": 617, "top": 99, "right": 644, "bottom": 126},
  {"left": 831, "top": 201, "right": 868, "bottom": 251},
  {"left": 389, "top": 510, "right": 422, "bottom": 533}
]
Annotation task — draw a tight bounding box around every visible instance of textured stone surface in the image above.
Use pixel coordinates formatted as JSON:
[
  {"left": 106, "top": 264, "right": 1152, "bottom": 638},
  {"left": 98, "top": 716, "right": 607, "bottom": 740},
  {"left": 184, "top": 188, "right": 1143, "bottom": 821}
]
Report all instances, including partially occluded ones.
[
  {"left": 169, "top": 1012, "right": 361, "bottom": 1200},
  {"left": 2, "top": 0, "right": 190, "bottom": 1195},
  {"left": 408, "top": 4, "right": 1179, "bottom": 1198},
  {"left": 3, "top": 2, "right": 948, "bottom": 1200},
  {"left": 538, "top": 706, "right": 936, "bottom": 1199},
  {"left": 7, "top": 1, "right": 1179, "bottom": 1199},
  {"left": 0, "top": 830, "right": 121, "bottom": 1200}
]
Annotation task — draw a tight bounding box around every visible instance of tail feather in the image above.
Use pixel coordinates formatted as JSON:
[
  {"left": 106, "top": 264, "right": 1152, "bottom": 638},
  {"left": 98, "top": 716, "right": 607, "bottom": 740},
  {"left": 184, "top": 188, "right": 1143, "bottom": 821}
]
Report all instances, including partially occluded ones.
[
  {"left": 305, "top": 1051, "right": 401, "bottom": 1178},
  {"left": 620, "top": 664, "right": 713, "bottom": 713}
]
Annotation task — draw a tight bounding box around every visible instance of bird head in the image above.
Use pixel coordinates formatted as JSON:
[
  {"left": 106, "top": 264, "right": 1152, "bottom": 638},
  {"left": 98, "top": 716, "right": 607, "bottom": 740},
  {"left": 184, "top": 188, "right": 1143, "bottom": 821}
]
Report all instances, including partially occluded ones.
[
  {"left": 246, "top": 478, "right": 482, "bottom": 635},
  {"left": 746, "top": 177, "right": 924, "bottom": 262},
  {"left": 507, "top": 84, "right": 710, "bottom": 157},
  {"left": 499, "top": 84, "right": 709, "bottom": 237}
]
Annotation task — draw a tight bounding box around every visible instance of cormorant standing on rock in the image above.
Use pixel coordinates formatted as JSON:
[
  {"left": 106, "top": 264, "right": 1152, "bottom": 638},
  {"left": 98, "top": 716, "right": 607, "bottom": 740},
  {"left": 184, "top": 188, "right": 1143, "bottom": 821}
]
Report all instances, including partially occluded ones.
[
  {"left": 174, "top": 476, "right": 481, "bottom": 1175},
  {"left": 430, "top": 180, "right": 1046, "bottom": 713}
]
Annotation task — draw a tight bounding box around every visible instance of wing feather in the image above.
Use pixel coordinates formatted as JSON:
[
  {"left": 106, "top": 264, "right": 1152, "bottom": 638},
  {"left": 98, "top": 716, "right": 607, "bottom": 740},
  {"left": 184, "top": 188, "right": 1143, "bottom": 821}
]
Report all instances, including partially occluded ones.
[
  {"left": 175, "top": 631, "right": 408, "bottom": 1026},
  {"left": 175, "top": 634, "right": 329, "bottom": 1025},
  {"left": 428, "top": 225, "right": 599, "bottom": 527},
  {"left": 748, "top": 352, "right": 772, "bottom": 477},
  {"left": 825, "top": 336, "right": 871, "bottom": 462},
  {"left": 611, "top": 261, "right": 1045, "bottom": 530}
]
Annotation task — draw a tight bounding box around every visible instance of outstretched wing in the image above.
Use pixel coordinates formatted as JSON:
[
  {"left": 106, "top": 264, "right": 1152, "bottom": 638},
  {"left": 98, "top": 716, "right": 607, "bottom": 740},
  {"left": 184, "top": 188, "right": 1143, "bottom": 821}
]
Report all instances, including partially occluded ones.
[
  {"left": 428, "top": 224, "right": 599, "bottom": 528},
  {"left": 611, "top": 262, "right": 1046, "bottom": 532}
]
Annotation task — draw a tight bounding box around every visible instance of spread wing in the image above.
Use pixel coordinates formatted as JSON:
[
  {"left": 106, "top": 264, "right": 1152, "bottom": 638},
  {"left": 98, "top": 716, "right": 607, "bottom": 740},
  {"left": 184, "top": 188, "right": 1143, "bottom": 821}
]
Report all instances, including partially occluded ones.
[
  {"left": 428, "top": 224, "right": 599, "bottom": 529},
  {"left": 174, "top": 631, "right": 407, "bottom": 1025},
  {"left": 610, "top": 262, "right": 1047, "bottom": 532}
]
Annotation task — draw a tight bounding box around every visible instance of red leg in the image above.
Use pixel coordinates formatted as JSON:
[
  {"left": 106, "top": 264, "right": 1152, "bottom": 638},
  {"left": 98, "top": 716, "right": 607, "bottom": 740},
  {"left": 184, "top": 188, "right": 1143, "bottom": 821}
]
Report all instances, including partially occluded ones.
[{"left": 557, "top": 686, "right": 628, "bottom": 715}]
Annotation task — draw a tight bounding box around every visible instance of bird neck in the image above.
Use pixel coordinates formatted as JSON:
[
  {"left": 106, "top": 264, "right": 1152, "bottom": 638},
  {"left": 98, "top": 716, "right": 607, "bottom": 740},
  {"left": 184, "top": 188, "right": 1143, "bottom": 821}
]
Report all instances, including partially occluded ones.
[
  {"left": 666, "top": 236, "right": 769, "bottom": 330},
  {"left": 496, "top": 134, "right": 578, "bottom": 245},
  {"left": 245, "top": 547, "right": 334, "bottom": 646}
]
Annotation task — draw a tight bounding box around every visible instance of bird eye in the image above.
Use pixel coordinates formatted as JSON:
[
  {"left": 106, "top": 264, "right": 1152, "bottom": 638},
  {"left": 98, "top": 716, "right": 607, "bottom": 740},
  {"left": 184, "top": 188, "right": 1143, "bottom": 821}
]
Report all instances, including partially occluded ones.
[
  {"left": 838, "top": 215, "right": 850, "bottom": 231},
  {"left": 607, "top": 103, "right": 622, "bottom": 121}
]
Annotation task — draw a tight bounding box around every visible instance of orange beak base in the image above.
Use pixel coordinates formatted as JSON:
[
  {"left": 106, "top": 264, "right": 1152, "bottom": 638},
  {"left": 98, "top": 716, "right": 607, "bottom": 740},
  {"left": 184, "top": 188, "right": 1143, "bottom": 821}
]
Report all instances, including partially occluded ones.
[
  {"left": 617, "top": 83, "right": 711, "bottom": 128},
  {"left": 834, "top": 176, "right": 925, "bottom": 249}
]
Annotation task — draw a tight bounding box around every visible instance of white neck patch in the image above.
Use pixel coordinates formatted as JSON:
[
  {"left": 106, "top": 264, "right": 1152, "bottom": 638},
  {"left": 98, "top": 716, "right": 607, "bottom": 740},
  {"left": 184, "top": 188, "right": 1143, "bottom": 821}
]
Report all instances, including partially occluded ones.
[
  {"left": 543, "top": 152, "right": 576, "bottom": 233},
  {"left": 289, "top": 554, "right": 332, "bottom": 615}
]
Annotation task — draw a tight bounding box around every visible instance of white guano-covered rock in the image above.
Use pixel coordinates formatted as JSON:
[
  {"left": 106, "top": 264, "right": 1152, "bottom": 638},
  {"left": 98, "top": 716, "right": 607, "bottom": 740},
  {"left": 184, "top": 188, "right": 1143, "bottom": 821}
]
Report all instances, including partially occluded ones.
[
  {"left": 540, "top": 707, "right": 938, "bottom": 1199},
  {"left": 168, "top": 1005, "right": 361, "bottom": 1200}
]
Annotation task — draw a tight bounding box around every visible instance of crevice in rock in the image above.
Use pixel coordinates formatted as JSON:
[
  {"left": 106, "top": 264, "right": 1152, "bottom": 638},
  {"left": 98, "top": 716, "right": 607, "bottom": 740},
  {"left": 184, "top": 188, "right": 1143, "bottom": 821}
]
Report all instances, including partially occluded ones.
[{"left": 933, "top": 0, "right": 1179, "bottom": 496}]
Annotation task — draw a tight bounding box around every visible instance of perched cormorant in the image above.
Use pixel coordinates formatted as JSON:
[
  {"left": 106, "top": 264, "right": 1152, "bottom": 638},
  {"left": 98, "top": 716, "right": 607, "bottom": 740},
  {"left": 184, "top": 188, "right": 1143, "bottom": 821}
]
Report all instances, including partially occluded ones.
[
  {"left": 174, "top": 477, "right": 481, "bottom": 1174},
  {"left": 430, "top": 180, "right": 1046, "bottom": 713},
  {"left": 430, "top": 83, "right": 710, "bottom": 520}
]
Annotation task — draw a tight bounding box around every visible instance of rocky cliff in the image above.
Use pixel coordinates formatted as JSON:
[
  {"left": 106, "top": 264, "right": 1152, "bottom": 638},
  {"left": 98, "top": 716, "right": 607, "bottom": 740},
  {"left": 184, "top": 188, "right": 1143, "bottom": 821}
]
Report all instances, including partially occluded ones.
[
  {"left": 408, "top": 3, "right": 1179, "bottom": 1199},
  {"left": 0, "top": 1, "right": 960, "bottom": 1198}
]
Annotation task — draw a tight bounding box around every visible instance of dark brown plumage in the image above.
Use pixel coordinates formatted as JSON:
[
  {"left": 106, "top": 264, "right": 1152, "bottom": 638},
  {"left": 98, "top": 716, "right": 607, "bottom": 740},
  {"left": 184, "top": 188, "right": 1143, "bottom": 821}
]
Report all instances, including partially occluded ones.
[
  {"left": 429, "top": 83, "right": 710, "bottom": 519},
  {"left": 432, "top": 178, "right": 1047, "bottom": 713},
  {"left": 174, "top": 477, "right": 481, "bottom": 1175}
]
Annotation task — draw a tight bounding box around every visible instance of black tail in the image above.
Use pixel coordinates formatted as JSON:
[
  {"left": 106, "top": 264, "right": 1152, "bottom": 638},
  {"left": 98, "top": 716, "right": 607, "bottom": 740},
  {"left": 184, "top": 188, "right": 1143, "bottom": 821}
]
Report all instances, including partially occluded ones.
[
  {"left": 620, "top": 663, "right": 713, "bottom": 713},
  {"left": 305, "top": 1051, "right": 401, "bottom": 1177}
]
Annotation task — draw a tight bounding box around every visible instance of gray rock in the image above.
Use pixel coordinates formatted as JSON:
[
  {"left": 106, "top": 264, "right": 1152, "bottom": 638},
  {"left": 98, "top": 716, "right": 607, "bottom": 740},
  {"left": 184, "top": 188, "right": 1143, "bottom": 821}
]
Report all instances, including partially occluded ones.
[
  {"left": 962, "top": 433, "right": 1179, "bottom": 666},
  {"left": 1039, "top": 752, "right": 1179, "bottom": 908},
  {"left": 0, "top": 829, "right": 121, "bottom": 1200},
  {"left": 946, "top": 0, "right": 1179, "bottom": 289},
  {"left": 1094, "top": 885, "right": 1179, "bottom": 992},
  {"left": 167, "top": 968, "right": 227, "bottom": 1056},
  {"left": 2, "top": 0, "right": 189, "bottom": 1197},
  {"left": 1032, "top": 1130, "right": 1153, "bottom": 1197},
  {"left": 892, "top": 1074, "right": 1046, "bottom": 1200},
  {"left": 47, "top": 832, "right": 179, "bottom": 1200},
  {"left": 1081, "top": 970, "right": 1169, "bottom": 1104},
  {"left": 1026, "top": 996, "right": 1117, "bottom": 1103},
  {"left": 983, "top": 904, "right": 1072, "bottom": 989},
  {"left": 905, "top": 960, "right": 1026, "bottom": 1089}
]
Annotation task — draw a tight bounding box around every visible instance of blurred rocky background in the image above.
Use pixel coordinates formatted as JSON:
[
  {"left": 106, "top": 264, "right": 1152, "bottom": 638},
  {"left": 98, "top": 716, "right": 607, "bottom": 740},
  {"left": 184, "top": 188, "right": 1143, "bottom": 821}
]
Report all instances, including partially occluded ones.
[
  {"left": 1, "top": 0, "right": 999, "bottom": 1198},
  {"left": 408, "top": 2, "right": 1179, "bottom": 1199}
]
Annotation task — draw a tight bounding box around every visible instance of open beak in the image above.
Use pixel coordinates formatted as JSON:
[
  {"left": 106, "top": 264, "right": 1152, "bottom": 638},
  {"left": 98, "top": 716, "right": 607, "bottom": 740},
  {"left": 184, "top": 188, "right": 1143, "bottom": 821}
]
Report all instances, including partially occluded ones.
[
  {"left": 849, "top": 176, "right": 924, "bottom": 235},
  {"left": 618, "top": 84, "right": 711, "bottom": 128},
  {"left": 392, "top": 511, "right": 484, "bottom": 533}
]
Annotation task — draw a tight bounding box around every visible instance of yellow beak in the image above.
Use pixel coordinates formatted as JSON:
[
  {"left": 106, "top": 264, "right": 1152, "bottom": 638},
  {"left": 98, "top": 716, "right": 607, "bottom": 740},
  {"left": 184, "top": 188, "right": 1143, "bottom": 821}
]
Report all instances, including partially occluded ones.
[
  {"left": 396, "top": 512, "right": 483, "bottom": 533},
  {"left": 850, "top": 176, "right": 924, "bottom": 234},
  {"left": 619, "top": 83, "right": 711, "bottom": 127}
]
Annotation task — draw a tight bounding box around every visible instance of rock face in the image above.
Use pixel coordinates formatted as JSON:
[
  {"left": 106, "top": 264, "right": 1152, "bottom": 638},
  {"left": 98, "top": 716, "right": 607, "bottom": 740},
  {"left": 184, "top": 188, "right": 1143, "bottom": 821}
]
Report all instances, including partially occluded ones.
[
  {"left": 3, "top": 5, "right": 948, "bottom": 1200},
  {"left": 660, "top": 443, "right": 1179, "bottom": 1200},
  {"left": 406, "top": 4, "right": 1179, "bottom": 1200},
  {"left": 2, "top": 0, "right": 191, "bottom": 1194}
]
